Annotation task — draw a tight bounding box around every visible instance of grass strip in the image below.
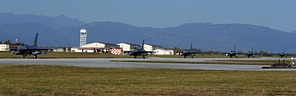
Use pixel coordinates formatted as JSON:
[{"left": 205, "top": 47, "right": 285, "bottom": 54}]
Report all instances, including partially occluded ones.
[{"left": 0, "top": 65, "right": 296, "bottom": 95}]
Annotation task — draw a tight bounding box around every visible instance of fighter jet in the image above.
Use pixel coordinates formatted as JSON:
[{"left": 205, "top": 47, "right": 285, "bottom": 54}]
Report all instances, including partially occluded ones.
[
  {"left": 246, "top": 46, "right": 255, "bottom": 58},
  {"left": 278, "top": 50, "right": 286, "bottom": 58},
  {"left": 128, "top": 39, "right": 153, "bottom": 59},
  {"left": 10, "top": 33, "right": 49, "bottom": 59},
  {"left": 181, "top": 43, "right": 198, "bottom": 58},
  {"left": 226, "top": 45, "right": 237, "bottom": 58}
]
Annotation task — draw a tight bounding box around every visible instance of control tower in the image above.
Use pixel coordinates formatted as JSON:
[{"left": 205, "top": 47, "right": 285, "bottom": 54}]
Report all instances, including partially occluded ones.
[{"left": 80, "top": 28, "right": 87, "bottom": 46}]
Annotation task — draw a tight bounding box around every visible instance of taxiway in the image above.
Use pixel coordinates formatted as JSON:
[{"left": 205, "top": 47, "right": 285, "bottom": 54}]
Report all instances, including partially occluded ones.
[{"left": 0, "top": 57, "right": 292, "bottom": 71}]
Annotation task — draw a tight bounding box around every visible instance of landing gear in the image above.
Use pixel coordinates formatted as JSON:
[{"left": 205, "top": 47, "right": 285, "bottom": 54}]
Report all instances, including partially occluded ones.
[
  {"left": 230, "top": 55, "right": 238, "bottom": 58},
  {"left": 22, "top": 54, "right": 28, "bottom": 59},
  {"left": 248, "top": 56, "right": 255, "bottom": 58},
  {"left": 184, "top": 55, "right": 194, "bottom": 58},
  {"left": 132, "top": 53, "right": 148, "bottom": 59},
  {"left": 34, "top": 55, "right": 38, "bottom": 59},
  {"left": 141, "top": 53, "right": 147, "bottom": 59}
]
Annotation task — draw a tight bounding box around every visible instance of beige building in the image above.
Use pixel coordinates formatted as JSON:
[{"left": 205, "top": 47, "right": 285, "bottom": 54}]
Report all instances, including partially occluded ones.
[
  {"left": 117, "top": 43, "right": 175, "bottom": 55},
  {"left": 0, "top": 44, "right": 9, "bottom": 51},
  {"left": 144, "top": 44, "right": 163, "bottom": 51},
  {"left": 117, "top": 42, "right": 140, "bottom": 52},
  {"left": 153, "top": 49, "right": 174, "bottom": 55},
  {"left": 71, "top": 42, "right": 174, "bottom": 55},
  {"left": 71, "top": 42, "right": 120, "bottom": 53},
  {"left": 143, "top": 44, "right": 175, "bottom": 55}
]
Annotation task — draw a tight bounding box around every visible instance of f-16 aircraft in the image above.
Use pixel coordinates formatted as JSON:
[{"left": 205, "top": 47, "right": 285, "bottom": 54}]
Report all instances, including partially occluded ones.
[
  {"left": 226, "top": 45, "right": 237, "bottom": 58},
  {"left": 246, "top": 46, "right": 255, "bottom": 58},
  {"left": 278, "top": 50, "right": 286, "bottom": 58},
  {"left": 128, "top": 39, "right": 153, "bottom": 59},
  {"left": 181, "top": 43, "right": 197, "bottom": 58},
  {"left": 10, "top": 33, "right": 49, "bottom": 59}
]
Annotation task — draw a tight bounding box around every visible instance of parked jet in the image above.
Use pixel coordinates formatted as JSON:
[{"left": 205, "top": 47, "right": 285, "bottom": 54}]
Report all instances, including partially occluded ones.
[
  {"left": 10, "top": 33, "right": 49, "bottom": 59},
  {"left": 278, "top": 50, "right": 286, "bottom": 58},
  {"left": 246, "top": 46, "right": 255, "bottom": 58},
  {"left": 181, "top": 43, "right": 197, "bottom": 58},
  {"left": 226, "top": 45, "right": 237, "bottom": 58},
  {"left": 128, "top": 39, "right": 153, "bottom": 59}
]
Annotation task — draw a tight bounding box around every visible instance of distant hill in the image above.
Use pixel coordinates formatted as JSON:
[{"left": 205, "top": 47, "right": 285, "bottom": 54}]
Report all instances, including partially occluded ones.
[
  {"left": 0, "top": 13, "right": 85, "bottom": 46},
  {"left": 163, "top": 23, "right": 296, "bottom": 52},
  {"left": 1, "top": 13, "right": 296, "bottom": 53},
  {"left": 0, "top": 13, "right": 85, "bottom": 29}
]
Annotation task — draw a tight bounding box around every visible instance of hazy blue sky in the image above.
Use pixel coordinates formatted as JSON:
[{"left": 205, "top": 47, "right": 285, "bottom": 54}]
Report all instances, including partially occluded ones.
[{"left": 0, "top": 0, "right": 295, "bottom": 31}]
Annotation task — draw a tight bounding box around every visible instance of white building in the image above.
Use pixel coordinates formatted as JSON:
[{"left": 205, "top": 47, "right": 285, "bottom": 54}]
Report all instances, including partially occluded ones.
[
  {"left": 117, "top": 42, "right": 140, "bottom": 51},
  {"left": 153, "top": 49, "right": 174, "bottom": 55},
  {"left": 0, "top": 44, "right": 9, "bottom": 51},
  {"left": 52, "top": 47, "right": 71, "bottom": 52},
  {"left": 144, "top": 44, "right": 163, "bottom": 51},
  {"left": 71, "top": 42, "right": 120, "bottom": 53},
  {"left": 117, "top": 42, "right": 175, "bottom": 55},
  {"left": 143, "top": 44, "right": 174, "bottom": 55}
]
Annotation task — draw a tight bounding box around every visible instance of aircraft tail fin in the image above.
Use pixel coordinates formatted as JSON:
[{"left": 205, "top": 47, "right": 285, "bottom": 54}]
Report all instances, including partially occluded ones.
[
  {"left": 142, "top": 39, "right": 145, "bottom": 50},
  {"left": 33, "top": 33, "right": 38, "bottom": 47},
  {"left": 234, "top": 45, "right": 236, "bottom": 53},
  {"left": 190, "top": 43, "right": 192, "bottom": 50}
]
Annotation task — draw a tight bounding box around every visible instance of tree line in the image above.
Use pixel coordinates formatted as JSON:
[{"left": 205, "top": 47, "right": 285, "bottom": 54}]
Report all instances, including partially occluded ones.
[{"left": 0, "top": 40, "right": 25, "bottom": 46}]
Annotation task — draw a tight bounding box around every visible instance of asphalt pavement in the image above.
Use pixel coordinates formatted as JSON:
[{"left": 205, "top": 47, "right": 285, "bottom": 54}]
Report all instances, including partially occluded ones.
[{"left": 0, "top": 57, "right": 294, "bottom": 71}]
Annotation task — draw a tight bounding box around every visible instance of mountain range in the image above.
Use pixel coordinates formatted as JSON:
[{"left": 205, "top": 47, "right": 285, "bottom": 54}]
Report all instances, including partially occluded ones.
[{"left": 0, "top": 13, "right": 295, "bottom": 53}]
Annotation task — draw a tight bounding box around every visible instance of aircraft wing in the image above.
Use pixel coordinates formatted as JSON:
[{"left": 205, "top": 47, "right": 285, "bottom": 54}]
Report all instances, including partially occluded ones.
[
  {"left": 123, "top": 51, "right": 132, "bottom": 54},
  {"left": 146, "top": 51, "right": 154, "bottom": 53},
  {"left": 33, "top": 48, "right": 50, "bottom": 50},
  {"left": 9, "top": 48, "right": 17, "bottom": 51}
]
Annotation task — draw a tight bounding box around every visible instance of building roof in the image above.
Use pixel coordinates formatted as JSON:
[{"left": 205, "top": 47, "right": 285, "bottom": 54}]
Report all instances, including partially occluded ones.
[
  {"left": 97, "top": 42, "right": 118, "bottom": 46},
  {"left": 79, "top": 42, "right": 120, "bottom": 49},
  {"left": 118, "top": 42, "right": 141, "bottom": 46},
  {"left": 145, "top": 43, "right": 163, "bottom": 47},
  {"left": 97, "top": 42, "right": 120, "bottom": 49},
  {"left": 77, "top": 47, "right": 105, "bottom": 50}
]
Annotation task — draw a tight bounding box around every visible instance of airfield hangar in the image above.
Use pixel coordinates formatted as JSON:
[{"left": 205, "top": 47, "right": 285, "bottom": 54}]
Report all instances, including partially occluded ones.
[
  {"left": 117, "top": 42, "right": 140, "bottom": 51},
  {"left": 71, "top": 42, "right": 121, "bottom": 54},
  {"left": 71, "top": 42, "right": 174, "bottom": 55},
  {"left": 69, "top": 28, "right": 174, "bottom": 55},
  {"left": 144, "top": 44, "right": 174, "bottom": 55}
]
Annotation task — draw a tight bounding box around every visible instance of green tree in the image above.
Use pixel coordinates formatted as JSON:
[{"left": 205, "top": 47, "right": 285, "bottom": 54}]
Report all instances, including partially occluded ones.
[
  {"left": 259, "top": 50, "right": 269, "bottom": 56},
  {"left": 0, "top": 41, "right": 2, "bottom": 44},
  {"left": 4, "top": 40, "right": 12, "bottom": 45}
]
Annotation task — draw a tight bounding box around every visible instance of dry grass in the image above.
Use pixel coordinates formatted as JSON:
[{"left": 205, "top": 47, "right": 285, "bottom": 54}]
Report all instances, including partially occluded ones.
[{"left": 1, "top": 65, "right": 296, "bottom": 95}]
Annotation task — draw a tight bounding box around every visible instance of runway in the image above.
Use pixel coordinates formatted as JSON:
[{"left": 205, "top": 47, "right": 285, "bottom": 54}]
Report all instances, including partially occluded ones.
[{"left": 0, "top": 57, "right": 293, "bottom": 71}]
